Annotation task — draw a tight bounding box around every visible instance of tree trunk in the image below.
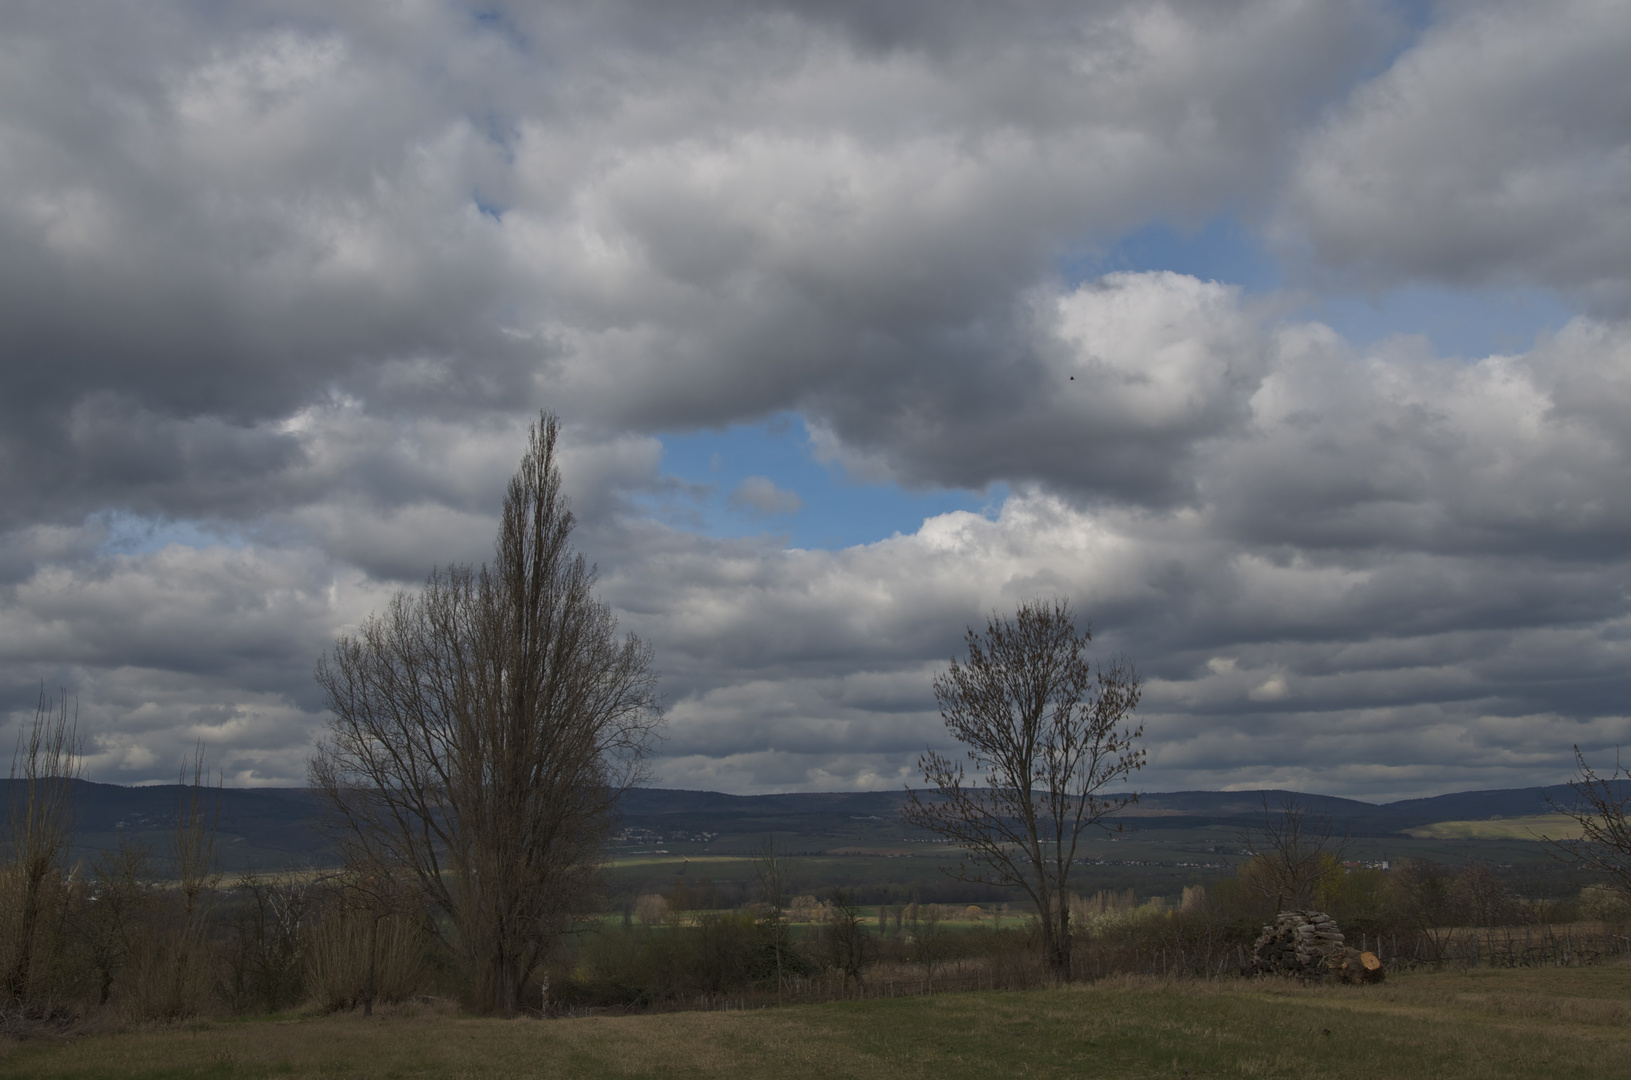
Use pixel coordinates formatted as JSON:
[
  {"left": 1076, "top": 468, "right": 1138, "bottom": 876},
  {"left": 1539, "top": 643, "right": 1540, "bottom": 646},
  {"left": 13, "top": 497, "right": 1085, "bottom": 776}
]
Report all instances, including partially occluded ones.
[
  {"left": 775, "top": 936, "right": 784, "bottom": 1008},
  {"left": 1055, "top": 903, "right": 1073, "bottom": 982},
  {"left": 494, "top": 951, "right": 518, "bottom": 1017},
  {"left": 1034, "top": 898, "right": 1056, "bottom": 983}
]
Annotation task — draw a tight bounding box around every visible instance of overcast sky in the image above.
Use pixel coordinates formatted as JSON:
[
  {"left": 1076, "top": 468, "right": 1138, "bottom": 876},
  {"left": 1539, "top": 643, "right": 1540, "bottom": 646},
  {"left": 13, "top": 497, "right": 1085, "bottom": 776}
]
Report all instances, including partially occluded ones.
[{"left": 3, "top": 0, "right": 1628, "bottom": 800}]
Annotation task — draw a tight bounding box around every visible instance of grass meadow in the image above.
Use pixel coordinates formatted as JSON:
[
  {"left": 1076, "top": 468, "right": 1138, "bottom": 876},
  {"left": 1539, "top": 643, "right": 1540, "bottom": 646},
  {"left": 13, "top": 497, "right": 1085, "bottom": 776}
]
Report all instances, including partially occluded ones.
[
  {"left": 5, "top": 964, "right": 1630, "bottom": 1080},
  {"left": 1401, "top": 814, "right": 1585, "bottom": 841}
]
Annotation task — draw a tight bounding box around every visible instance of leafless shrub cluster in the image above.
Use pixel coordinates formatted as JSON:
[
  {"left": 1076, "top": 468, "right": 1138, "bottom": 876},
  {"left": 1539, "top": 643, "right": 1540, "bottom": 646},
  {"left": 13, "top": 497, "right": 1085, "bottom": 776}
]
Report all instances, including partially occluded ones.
[
  {"left": 0, "top": 708, "right": 255, "bottom": 1027},
  {"left": 303, "top": 904, "right": 427, "bottom": 1013},
  {"left": 1, "top": 689, "right": 81, "bottom": 1024}
]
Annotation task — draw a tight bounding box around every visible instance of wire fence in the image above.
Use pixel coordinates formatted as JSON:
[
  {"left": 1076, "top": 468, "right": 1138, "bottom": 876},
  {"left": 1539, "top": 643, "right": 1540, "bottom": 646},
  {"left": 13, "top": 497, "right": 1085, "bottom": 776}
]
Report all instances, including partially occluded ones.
[
  {"left": 1074, "top": 921, "right": 1631, "bottom": 981},
  {"left": 1387, "top": 923, "right": 1631, "bottom": 971}
]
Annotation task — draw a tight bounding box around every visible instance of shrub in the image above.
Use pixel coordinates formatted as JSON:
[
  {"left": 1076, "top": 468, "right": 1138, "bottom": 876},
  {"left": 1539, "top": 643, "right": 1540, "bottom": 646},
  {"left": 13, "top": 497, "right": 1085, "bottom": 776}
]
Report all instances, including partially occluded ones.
[
  {"left": 1578, "top": 884, "right": 1631, "bottom": 923},
  {"left": 634, "top": 894, "right": 668, "bottom": 926},
  {"left": 305, "top": 908, "right": 428, "bottom": 1012}
]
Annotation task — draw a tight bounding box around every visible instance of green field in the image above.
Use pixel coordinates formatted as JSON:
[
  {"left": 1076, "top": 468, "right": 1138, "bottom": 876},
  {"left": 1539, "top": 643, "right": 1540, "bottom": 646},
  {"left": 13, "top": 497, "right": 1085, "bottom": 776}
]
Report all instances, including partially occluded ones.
[
  {"left": 6, "top": 965, "right": 1629, "bottom": 1079},
  {"left": 601, "top": 819, "right": 1596, "bottom": 911},
  {"left": 1402, "top": 814, "right": 1584, "bottom": 841}
]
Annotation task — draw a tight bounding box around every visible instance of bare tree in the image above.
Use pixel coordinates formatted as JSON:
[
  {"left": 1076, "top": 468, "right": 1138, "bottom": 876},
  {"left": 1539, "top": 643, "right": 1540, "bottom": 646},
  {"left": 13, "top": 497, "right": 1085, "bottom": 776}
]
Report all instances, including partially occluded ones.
[
  {"left": 165, "top": 747, "right": 221, "bottom": 1018},
  {"left": 901, "top": 598, "right": 1143, "bottom": 982},
  {"left": 1238, "top": 794, "right": 1347, "bottom": 912},
  {"left": 905, "top": 902, "right": 947, "bottom": 990},
  {"left": 310, "top": 412, "right": 663, "bottom": 1016},
  {"left": 820, "top": 888, "right": 870, "bottom": 986},
  {"left": 1388, "top": 859, "right": 1460, "bottom": 964},
  {"left": 753, "top": 834, "right": 789, "bottom": 1007},
  {"left": 1546, "top": 744, "right": 1631, "bottom": 900},
  {"left": 82, "top": 838, "right": 155, "bottom": 1007},
  {"left": 3, "top": 687, "right": 81, "bottom": 1006},
  {"left": 227, "top": 868, "right": 312, "bottom": 1015},
  {"left": 1451, "top": 862, "right": 1519, "bottom": 928}
]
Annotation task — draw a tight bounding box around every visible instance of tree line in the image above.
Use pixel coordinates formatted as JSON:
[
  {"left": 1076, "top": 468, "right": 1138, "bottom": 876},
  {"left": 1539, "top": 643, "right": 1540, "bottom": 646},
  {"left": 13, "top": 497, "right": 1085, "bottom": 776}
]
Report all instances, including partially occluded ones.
[{"left": 0, "top": 695, "right": 343, "bottom": 1024}]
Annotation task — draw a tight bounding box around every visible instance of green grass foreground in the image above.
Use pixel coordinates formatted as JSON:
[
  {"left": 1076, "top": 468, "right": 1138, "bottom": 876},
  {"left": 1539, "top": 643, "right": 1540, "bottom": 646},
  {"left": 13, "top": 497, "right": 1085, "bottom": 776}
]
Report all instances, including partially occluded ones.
[{"left": 5, "top": 965, "right": 1630, "bottom": 1080}]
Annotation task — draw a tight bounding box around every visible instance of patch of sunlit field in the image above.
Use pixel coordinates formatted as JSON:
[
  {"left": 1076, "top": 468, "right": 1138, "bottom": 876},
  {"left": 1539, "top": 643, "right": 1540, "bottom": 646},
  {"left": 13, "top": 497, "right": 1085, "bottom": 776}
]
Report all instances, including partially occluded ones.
[
  {"left": 6, "top": 964, "right": 1631, "bottom": 1079},
  {"left": 1402, "top": 813, "right": 1585, "bottom": 840},
  {"left": 603, "top": 854, "right": 754, "bottom": 868}
]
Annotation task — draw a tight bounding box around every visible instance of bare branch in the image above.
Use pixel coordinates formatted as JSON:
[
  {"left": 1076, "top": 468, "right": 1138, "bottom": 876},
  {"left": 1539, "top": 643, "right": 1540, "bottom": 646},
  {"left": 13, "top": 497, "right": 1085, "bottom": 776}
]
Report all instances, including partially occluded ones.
[
  {"left": 1546, "top": 745, "right": 1631, "bottom": 898},
  {"left": 901, "top": 597, "right": 1144, "bottom": 981}
]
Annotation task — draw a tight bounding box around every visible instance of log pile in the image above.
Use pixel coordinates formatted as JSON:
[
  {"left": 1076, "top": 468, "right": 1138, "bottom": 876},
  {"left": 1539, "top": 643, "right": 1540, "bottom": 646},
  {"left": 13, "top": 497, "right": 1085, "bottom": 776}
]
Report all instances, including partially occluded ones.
[{"left": 1249, "top": 911, "right": 1383, "bottom": 983}]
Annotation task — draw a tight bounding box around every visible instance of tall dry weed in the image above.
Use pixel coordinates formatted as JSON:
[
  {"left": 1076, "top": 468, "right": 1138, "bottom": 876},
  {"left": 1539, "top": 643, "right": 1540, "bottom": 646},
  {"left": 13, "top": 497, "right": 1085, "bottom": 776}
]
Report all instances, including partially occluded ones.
[
  {"left": 114, "top": 926, "right": 218, "bottom": 1022},
  {"left": 305, "top": 910, "right": 427, "bottom": 1011}
]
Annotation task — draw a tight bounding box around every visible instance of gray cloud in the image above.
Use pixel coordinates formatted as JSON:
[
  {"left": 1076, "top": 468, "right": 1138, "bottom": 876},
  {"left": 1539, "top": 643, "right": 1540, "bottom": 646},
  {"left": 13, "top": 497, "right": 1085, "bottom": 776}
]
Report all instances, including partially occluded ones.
[
  {"left": 1280, "top": 0, "right": 1631, "bottom": 310},
  {"left": 803, "top": 272, "right": 1273, "bottom": 501},
  {"left": 5, "top": 290, "right": 1629, "bottom": 796},
  {"left": 589, "top": 290, "right": 1631, "bottom": 796},
  {"left": 0, "top": 2, "right": 1626, "bottom": 800},
  {"left": 729, "top": 476, "right": 803, "bottom": 516},
  {"left": 0, "top": 0, "right": 1394, "bottom": 530}
]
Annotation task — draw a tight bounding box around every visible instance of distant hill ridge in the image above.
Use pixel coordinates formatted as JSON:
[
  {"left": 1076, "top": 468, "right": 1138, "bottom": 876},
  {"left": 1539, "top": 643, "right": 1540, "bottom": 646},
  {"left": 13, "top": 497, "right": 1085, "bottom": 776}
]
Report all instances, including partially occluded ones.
[
  {"left": 0, "top": 778, "right": 1608, "bottom": 869},
  {"left": 616, "top": 783, "right": 1596, "bottom": 835}
]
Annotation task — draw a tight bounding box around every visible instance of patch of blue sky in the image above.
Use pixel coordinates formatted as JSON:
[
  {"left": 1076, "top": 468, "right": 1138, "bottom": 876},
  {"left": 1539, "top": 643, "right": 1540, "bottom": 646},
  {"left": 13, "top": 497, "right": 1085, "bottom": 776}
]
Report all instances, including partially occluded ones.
[
  {"left": 1306, "top": 284, "right": 1573, "bottom": 360},
  {"left": 645, "top": 413, "right": 1003, "bottom": 550},
  {"left": 1074, "top": 212, "right": 1574, "bottom": 360},
  {"left": 1068, "top": 214, "right": 1284, "bottom": 294},
  {"left": 95, "top": 511, "right": 245, "bottom": 556}
]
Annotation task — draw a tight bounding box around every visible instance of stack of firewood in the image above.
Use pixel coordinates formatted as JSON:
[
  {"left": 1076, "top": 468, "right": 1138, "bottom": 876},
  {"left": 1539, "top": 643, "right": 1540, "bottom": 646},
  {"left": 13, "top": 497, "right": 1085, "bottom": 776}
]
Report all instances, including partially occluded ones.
[{"left": 1249, "top": 911, "right": 1383, "bottom": 983}]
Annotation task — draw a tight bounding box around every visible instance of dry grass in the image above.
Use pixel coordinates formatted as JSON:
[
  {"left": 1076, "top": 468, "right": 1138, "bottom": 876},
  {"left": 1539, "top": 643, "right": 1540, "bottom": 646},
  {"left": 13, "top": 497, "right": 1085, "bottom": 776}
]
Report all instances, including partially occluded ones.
[{"left": 4, "top": 964, "right": 1630, "bottom": 1079}]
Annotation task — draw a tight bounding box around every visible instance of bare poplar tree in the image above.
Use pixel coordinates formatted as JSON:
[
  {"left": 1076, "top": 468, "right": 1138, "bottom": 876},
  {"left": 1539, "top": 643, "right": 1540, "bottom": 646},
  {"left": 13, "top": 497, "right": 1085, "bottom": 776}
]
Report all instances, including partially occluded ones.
[
  {"left": 753, "top": 834, "right": 789, "bottom": 1007},
  {"left": 161, "top": 746, "right": 222, "bottom": 1018},
  {"left": 1239, "top": 794, "right": 1347, "bottom": 912},
  {"left": 3, "top": 687, "right": 81, "bottom": 1006},
  {"left": 310, "top": 412, "right": 662, "bottom": 1016},
  {"left": 902, "top": 598, "right": 1143, "bottom": 982},
  {"left": 1546, "top": 745, "right": 1631, "bottom": 900}
]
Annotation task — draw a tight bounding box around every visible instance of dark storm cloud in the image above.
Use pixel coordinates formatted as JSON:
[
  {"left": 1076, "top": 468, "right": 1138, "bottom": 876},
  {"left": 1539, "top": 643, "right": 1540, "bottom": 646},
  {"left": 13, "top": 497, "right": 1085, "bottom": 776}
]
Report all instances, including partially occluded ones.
[{"left": 0, "top": 1, "right": 1626, "bottom": 797}]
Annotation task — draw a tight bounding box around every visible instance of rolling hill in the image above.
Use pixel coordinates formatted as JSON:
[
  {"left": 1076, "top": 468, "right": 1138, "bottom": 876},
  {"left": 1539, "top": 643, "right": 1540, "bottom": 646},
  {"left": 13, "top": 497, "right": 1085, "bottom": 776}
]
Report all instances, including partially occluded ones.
[{"left": 1, "top": 777, "right": 1610, "bottom": 872}]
